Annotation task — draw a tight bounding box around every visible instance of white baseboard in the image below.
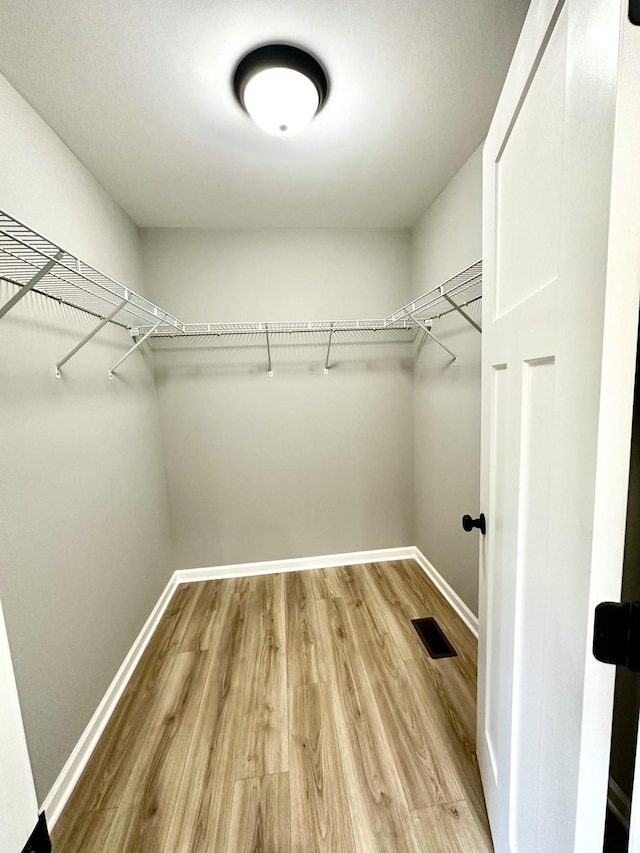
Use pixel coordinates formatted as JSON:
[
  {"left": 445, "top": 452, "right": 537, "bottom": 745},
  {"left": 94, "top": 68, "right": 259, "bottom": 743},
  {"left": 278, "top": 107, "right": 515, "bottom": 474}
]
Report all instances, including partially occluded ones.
[
  {"left": 411, "top": 547, "right": 479, "bottom": 637},
  {"left": 43, "top": 545, "right": 477, "bottom": 828},
  {"left": 41, "top": 573, "right": 179, "bottom": 829},
  {"left": 608, "top": 776, "right": 631, "bottom": 830},
  {"left": 174, "top": 546, "right": 416, "bottom": 584}
]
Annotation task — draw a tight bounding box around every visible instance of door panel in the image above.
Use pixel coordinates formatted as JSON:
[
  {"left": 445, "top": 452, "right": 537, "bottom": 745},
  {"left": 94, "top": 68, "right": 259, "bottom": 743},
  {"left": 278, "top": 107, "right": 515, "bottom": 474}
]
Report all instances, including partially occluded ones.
[
  {"left": 510, "top": 357, "right": 557, "bottom": 852},
  {"left": 479, "top": 0, "right": 635, "bottom": 851},
  {"left": 485, "top": 363, "right": 514, "bottom": 782},
  {"left": 495, "top": 9, "right": 565, "bottom": 319}
]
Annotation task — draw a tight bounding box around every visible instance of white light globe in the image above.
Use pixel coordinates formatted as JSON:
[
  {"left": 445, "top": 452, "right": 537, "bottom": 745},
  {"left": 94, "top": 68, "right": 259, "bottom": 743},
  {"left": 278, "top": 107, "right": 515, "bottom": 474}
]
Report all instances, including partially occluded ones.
[{"left": 243, "top": 66, "right": 320, "bottom": 136}]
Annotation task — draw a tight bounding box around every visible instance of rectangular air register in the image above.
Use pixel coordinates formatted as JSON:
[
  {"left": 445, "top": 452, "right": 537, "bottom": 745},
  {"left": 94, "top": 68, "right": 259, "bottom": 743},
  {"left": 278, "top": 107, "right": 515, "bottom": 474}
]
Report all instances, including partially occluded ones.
[{"left": 411, "top": 617, "right": 457, "bottom": 659}]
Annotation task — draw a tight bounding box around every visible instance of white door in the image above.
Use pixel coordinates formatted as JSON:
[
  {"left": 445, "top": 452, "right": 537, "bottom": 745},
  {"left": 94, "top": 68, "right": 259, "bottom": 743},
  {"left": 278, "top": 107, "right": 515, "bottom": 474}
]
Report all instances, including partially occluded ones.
[
  {"left": 478, "top": 0, "right": 640, "bottom": 851},
  {"left": 0, "top": 599, "right": 39, "bottom": 852}
]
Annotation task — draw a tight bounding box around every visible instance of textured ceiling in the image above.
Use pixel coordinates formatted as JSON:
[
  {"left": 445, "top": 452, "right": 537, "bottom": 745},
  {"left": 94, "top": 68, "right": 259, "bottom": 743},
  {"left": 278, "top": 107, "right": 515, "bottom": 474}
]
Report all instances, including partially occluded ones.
[{"left": 0, "top": 0, "right": 529, "bottom": 228}]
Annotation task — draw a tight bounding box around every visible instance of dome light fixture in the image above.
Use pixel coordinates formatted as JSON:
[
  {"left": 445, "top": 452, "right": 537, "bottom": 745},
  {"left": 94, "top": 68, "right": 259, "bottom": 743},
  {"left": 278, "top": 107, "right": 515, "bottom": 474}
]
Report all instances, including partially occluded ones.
[{"left": 233, "top": 44, "right": 329, "bottom": 137}]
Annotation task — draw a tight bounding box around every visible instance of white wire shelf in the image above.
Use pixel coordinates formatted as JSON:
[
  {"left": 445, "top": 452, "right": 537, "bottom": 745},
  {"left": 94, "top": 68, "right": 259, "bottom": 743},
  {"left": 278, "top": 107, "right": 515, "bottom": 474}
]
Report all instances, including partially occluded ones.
[
  {"left": 134, "top": 318, "right": 419, "bottom": 338},
  {"left": 385, "top": 260, "right": 482, "bottom": 327},
  {"left": 131, "top": 261, "right": 482, "bottom": 342},
  {"left": 0, "top": 210, "right": 182, "bottom": 330},
  {"left": 0, "top": 207, "right": 481, "bottom": 374}
]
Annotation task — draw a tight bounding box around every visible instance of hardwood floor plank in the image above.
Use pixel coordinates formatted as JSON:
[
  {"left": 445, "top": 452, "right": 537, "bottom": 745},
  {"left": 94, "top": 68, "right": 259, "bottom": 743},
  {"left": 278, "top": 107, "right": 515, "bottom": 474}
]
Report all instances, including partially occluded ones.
[
  {"left": 179, "top": 580, "right": 225, "bottom": 651},
  {"left": 317, "top": 566, "right": 346, "bottom": 599},
  {"left": 403, "top": 656, "right": 490, "bottom": 836},
  {"left": 102, "top": 649, "right": 210, "bottom": 852},
  {"left": 51, "top": 808, "right": 115, "bottom": 852},
  {"left": 54, "top": 583, "right": 199, "bottom": 822},
  {"left": 162, "top": 591, "right": 247, "bottom": 853},
  {"left": 316, "top": 596, "right": 420, "bottom": 853},
  {"left": 372, "top": 666, "right": 465, "bottom": 811},
  {"left": 286, "top": 571, "right": 327, "bottom": 687},
  {"left": 359, "top": 562, "right": 421, "bottom": 660},
  {"left": 289, "top": 683, "right": 356, "bottom": 852},
  {"left": 412, "top": 800, "right": 493, "bottom": 852},
  {"left": 227, "top": 772, "right": 291, "bottom": 853},
  {"left": 233, "top": 573, "right": 288, "bottom": 780},
  {"left": 336, "top": 567, "right": 403, "bottom": 683},
  {"left": 305, "top": 567, "right": 333, "bottom": 601}
]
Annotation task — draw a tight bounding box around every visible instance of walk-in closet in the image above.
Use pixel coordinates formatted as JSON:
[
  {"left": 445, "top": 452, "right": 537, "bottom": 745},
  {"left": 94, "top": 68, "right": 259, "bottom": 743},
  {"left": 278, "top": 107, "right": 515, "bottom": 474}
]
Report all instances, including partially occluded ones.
[{"left": 3, "top": 1, "right": 640, "bottom": 851}]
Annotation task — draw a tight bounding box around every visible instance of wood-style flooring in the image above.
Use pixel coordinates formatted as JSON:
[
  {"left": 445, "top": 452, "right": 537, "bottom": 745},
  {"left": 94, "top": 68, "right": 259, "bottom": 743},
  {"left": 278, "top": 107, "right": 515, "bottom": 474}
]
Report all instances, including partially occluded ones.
[{"left": 52, "top": 560, "right": 493, "bottom": 852}]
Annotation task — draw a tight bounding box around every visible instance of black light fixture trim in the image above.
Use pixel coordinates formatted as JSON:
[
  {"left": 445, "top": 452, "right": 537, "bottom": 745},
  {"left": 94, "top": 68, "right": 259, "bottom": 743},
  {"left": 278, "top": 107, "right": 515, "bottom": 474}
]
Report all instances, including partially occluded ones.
[{"left": 233, "top": 44, "right": 329, "bottom": 114}]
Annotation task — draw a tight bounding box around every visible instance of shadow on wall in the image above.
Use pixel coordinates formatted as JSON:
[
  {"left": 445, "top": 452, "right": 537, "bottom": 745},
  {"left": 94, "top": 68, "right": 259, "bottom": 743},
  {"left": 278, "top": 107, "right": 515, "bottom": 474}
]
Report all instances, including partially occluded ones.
[{"left": 151, "top": 332, "right": 416, "bottom": 378}]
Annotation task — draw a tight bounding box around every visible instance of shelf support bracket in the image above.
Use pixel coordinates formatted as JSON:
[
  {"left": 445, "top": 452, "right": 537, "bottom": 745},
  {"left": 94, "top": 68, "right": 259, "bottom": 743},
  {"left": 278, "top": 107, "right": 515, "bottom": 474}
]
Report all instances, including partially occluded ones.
[
  {"left": 265, "top": 328, "right": 273, "bottom": 377},
  {"left": 56, "top": 298, "right": 128, "bottom": 378},
  {"left": 440, "top": 288, "right": 482, "bottom": 333},
  {"left": 324, "top": 326, "right": 334, "bottom": 374},
  {"left": 414, "top": 328, "right": 429, "bottom": 362},
  {"left": 414, "top": 317, "right": 458, "bottom": 365},
  {"left": 109, "top": 320, "right": 160, "bottom": 379},
  {"left": 0, "top": 250, "right": 64, "bottom": 320}
]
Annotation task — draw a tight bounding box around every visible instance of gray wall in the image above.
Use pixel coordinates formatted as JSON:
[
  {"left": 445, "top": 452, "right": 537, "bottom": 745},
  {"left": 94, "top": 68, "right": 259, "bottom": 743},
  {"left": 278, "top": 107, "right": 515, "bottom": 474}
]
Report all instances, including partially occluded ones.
[
  {"left": 412, "top": 146, "right": 483, "bottom": 614},
  {"left": 0, "top": 73, "right": 174, "bottom": 800},
  {"left": 141, "top": 228, "right": 414, "bottom": 569}
]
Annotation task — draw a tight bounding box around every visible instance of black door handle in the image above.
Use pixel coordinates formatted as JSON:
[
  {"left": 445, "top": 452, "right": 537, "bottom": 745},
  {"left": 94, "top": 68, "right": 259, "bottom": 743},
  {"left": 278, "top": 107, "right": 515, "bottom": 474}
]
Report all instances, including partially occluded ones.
[{"left": 462, "top": 513, "right": 486, "bottom": 535}]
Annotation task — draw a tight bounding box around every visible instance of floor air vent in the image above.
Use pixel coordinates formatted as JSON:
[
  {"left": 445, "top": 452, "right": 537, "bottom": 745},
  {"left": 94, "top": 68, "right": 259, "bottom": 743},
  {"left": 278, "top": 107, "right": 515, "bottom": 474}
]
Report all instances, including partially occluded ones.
[{"left": 411, "top": 617, "right": 457, "bottom": 659}]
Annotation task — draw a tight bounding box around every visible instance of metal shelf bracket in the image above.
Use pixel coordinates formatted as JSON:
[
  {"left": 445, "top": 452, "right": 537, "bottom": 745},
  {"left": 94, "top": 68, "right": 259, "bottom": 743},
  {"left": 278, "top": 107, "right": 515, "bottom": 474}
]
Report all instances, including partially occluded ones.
[
  {"left": 265, "top": 327, "right": 273, "bottom": 377},
  {"left": 0, "top": 250, "right": 63, "bottom": 320},
  {"left": 109, "top": 320, "right": 161, "bottom": 379},
  {"left": 56, "top": 297, "right": 128, "bottom": 379},
  {"left": 414, "top": 317, "right": 458, "bottom": 365},
  {"left": 439, "top": 286, "right": 482, "bottom": 333},
  {"left": 324, "top": 326, "right": 334, "bottom": 374}
]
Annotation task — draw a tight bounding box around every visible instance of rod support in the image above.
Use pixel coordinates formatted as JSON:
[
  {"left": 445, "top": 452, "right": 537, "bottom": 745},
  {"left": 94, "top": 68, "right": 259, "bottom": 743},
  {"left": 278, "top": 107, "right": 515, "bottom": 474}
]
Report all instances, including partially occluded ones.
[{"left": 109, "top": 320, "right": 160, "bottom": 379}]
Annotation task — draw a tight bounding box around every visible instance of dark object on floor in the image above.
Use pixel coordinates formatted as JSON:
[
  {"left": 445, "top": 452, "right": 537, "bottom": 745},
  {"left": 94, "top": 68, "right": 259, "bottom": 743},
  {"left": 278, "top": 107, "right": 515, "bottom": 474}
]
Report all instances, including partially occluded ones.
[
  {"left": 412, "top": 617, "right": 457, "bottom": 659},
  {"left": 21, "top": 813, "right": 51, "bottom": 853}
]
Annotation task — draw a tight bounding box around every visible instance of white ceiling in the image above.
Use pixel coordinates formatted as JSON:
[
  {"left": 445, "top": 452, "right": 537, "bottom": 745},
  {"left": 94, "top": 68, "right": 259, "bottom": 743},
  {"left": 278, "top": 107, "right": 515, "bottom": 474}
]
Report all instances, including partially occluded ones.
[{"left": 0, "top": 0, "right": 529, "bottom": 228}]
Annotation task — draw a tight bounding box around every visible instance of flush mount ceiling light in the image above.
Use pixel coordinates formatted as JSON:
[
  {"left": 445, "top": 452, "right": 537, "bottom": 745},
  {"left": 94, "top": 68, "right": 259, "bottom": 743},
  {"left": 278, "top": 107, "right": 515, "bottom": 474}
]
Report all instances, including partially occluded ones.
[{"left": 233, "top": 44, "right": 329, "bottom": 137}]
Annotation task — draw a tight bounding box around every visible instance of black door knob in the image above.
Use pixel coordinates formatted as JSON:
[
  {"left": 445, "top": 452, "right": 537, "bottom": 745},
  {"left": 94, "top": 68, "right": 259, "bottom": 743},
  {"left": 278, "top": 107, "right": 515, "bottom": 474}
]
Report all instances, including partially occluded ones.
[{"left": 462, "top": 513, "right": 486, "bottom": 535}]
